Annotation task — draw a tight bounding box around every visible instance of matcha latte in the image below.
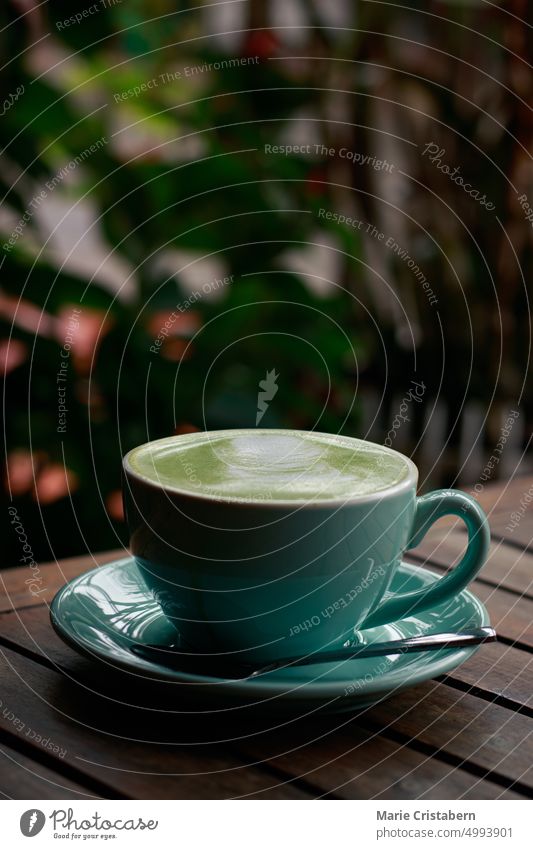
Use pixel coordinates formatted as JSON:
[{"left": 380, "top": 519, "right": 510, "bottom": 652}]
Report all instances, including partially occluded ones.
[{"left": 127, "top": 430, "right": 411, "bottom": 502}]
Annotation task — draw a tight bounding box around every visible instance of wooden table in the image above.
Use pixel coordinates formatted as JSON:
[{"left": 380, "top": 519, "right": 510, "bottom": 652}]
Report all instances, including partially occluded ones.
[{"left": 1, "top": 477, "right": 532, "bottom": 800}]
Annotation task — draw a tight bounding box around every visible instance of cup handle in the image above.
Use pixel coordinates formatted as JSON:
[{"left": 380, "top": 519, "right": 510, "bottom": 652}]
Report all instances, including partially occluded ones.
[{"left": 361, "top": 489, "right": 490, "bottom": 629}]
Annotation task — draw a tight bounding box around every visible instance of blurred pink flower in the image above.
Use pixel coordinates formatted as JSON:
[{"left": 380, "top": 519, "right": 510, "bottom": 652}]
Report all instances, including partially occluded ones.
[
  {"left": 55, "top": 306, "right": 113, "bottom": 373},
  {"left": 160, "top": 338, "right": 191, "bottom": 361},
  {"left": 0, "top": 293, "right": 55, "bottom": 337},
  {"left": 147, "top": 310, "right": 200, "bottom": 338},
  {"left": 106, "top": 489, "right": 124, "bottom": 521},
  {"left": 33, "top": 463, "right": 79, "bottom": 505},
  {"left": 5, "top": 450, "right": 37, "bottom": 496},
  {"left": 0, "top": 339, "right": 27, "bottom": 375},
  {"left": 174, "top": 422, "right": 200, "bottom": 435},
  {"left": 6, "top": 450, "right": 79, "bottom": 503}
]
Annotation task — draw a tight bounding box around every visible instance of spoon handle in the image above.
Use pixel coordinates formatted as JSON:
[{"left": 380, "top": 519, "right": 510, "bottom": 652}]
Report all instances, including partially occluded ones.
[
  {"left": 133, "top": 626, "right": 496, "bottom": 681},
  {"left": 253, "top": 626, "right": 496, "bottom": 677}
]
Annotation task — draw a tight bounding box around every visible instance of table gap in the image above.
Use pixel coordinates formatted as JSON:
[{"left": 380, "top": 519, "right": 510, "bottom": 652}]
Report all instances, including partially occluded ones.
[
  {"left": 406, "top": 550, "right": 533, "bottom": 602},
  {"left": 354, "top": 717, "right": 533, "bottom": 799},
  {"left": 437, "top": 674, "right": 533, "bottom": 720},
  {"left": 0, "top": 725, "right": 126, "bottom": 800}
]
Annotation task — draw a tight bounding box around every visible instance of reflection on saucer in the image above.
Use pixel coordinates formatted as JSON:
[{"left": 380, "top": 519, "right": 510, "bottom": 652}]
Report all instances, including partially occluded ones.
[{"left": 50, "top": 558, "right": 489, "bottom": 715}]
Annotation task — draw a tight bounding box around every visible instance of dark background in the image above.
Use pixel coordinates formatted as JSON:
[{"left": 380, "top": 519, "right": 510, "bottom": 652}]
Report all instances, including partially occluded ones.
[{"left": 1, "top": 0, "right": 531, "bottom": 564}]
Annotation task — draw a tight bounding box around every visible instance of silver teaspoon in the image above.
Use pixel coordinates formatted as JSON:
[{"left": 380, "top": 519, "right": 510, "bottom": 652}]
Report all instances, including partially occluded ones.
[{"left": 131, "top": 626, "right": 496, "bottom": 681}]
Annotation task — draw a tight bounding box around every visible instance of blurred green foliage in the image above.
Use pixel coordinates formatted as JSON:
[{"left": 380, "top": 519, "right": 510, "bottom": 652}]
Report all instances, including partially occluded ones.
[{"left": 1, "top": 1, "right": 531, "bottom": 563}]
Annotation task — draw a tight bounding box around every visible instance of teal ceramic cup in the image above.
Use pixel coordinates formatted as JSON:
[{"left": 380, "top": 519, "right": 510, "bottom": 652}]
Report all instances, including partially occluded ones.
[{"left": 123, "top": 429, "right": 490, "bottom": 663}]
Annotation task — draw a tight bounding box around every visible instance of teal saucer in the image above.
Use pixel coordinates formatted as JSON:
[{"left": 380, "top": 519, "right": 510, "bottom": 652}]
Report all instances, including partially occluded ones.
[{"left": 50, "top": 558, "right": 489, "bottom": 714}]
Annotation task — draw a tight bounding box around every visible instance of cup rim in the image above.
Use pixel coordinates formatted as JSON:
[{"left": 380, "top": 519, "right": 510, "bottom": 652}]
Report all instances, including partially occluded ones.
[{"left": 123, "top": 429, "right": 418, "bottom": 508}]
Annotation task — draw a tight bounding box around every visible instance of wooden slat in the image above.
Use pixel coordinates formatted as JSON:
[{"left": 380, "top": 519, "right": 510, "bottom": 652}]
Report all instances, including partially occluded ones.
[
  {"left": 2, "top": 605, "right": 532, "bottom": 717},
  {"left": 358, "top": 679, "right": 533, "bottom": 790},
  {"left": 465, "top": 477, "right": 533, "bottom": 549},
  {"left": 414, "top": 529, "right": 533, "bottom": 598},
  {"left": 0, "top": 741, "right": 96, "bottom": 799},
  {"left": 0, "top": 606, "right": 529, "bottom": 799},
  {"left": 0, "top": 646, "right": 312, "bottom": 800},
  {"left": 237, "top": 723, "right": 523, "bottom": 800},
  {"left": 1, "top": 476, "right": 531, "bottom": 800},
  {"left": 412, "top": 477, "right": 533, "bottom": 550},
  {"left": 442, "top": 641, "right": 533, "bottom": 711},
  {"left": 487, "top": 511, "right": 533, "bottom": 551},
  {"left": 0, "top": 550, "right": 126, "bottom": 613},
  {"left": 404, "top": 555, "right": 533, "bottom": 649},
  {"left": 466, "top": 476, "right": 533, "bottom": 516}
]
